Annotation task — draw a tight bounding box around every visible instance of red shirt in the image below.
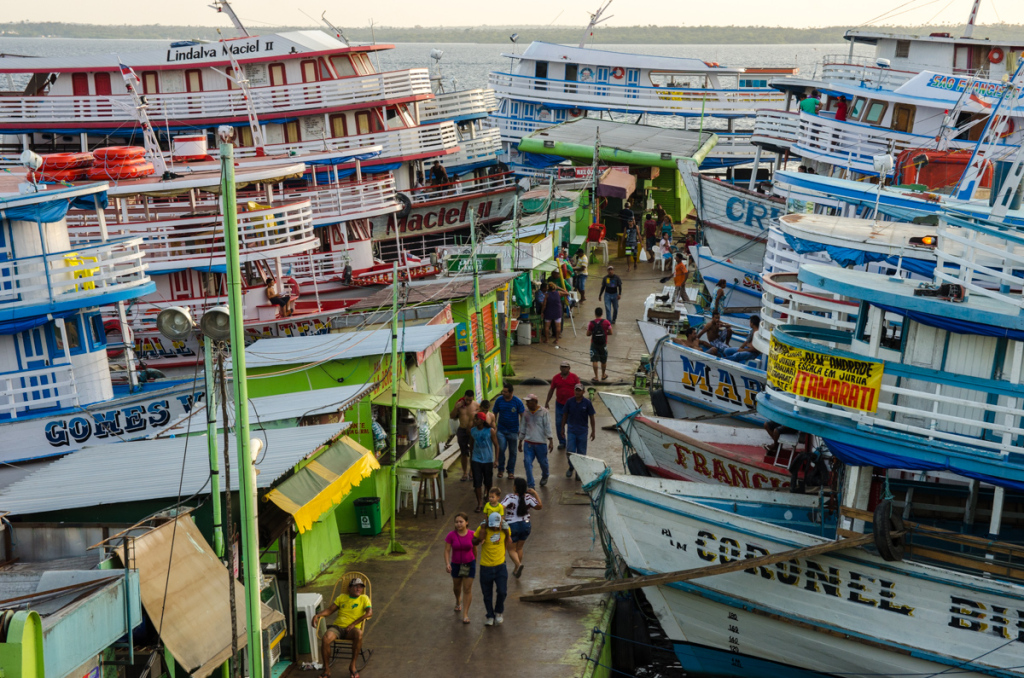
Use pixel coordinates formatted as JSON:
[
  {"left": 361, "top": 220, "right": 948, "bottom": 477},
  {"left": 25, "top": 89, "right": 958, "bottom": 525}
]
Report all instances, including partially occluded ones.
[
  {"left": 644, "top": 219, "right": 657, "bottom": 238},
  {"left": 551, "top": 372, "right": 581, "bottom": 405}
]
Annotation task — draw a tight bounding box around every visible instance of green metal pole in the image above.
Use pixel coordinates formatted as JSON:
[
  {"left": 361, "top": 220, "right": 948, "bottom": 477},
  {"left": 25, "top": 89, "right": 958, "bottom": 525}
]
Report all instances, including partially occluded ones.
[
  {"left": 204, "top": 345, "right": 225, "bottom": 559},
  {"left": 502, "top": 195, "right": 519, "bottom": 377},
  {"left": 219, "top": 138, "right": 263, "bottom": 678},
  {"left": 388, "top": 261, "right": 405, "bottom": 554},
  {"left": 470, "top": 212, "right": 487, "bottom": 394}
]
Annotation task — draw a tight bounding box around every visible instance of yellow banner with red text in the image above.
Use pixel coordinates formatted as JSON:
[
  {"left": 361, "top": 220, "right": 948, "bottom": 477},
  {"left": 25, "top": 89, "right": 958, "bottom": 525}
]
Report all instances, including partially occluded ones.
[{"left": 767, "top": 337, "right": 884, "bottom": 413}]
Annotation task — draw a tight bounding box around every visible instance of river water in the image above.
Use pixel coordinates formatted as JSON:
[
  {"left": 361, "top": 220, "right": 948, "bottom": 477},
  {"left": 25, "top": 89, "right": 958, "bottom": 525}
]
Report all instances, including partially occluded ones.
[{"left": 0, "top": 37, "right": 871, "bottom": 89}]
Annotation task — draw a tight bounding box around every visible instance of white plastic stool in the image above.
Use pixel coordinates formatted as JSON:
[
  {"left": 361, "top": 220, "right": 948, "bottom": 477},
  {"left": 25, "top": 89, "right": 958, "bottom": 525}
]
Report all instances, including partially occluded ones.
[
  {"left": 296, "top": 592, "right": 324, "bottom": 664},
  {"left": 585, "top": 240, "right": 609, "bottom": 265}
]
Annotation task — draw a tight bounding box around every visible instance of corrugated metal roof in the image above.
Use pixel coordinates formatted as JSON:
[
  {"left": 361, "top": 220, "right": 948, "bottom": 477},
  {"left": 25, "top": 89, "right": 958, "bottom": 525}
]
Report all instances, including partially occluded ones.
[
  {"left": 0, "top": 424, "right": 350, "bottom": 516},
  {"left": 348, "top": 275, "right": 516, "bottom": 311},
  {"left": 154, "top": 384, "right": 373, "bottom": 437},
  {"left": 242, "top": 324, "right": 455, "bottom": 369}
]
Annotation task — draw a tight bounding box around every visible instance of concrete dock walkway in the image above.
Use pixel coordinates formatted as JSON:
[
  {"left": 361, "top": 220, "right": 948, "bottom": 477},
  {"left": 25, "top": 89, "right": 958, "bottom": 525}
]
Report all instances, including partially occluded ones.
[{"left": 295, "top": 256, "right": 667, "bottom": 678}]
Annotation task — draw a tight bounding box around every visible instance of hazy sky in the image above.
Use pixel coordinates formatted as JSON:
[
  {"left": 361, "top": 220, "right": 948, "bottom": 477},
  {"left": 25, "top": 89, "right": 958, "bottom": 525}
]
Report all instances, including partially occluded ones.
[{"left": 7, "top": 0, "right": 1024, "bottom": 29}]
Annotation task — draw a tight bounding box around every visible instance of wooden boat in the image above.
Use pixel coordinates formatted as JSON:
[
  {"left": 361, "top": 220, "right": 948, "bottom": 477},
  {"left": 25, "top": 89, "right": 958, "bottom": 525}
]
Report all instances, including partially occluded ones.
[{"left": 600, "top": 392, "right": 795, "bottom": 488}]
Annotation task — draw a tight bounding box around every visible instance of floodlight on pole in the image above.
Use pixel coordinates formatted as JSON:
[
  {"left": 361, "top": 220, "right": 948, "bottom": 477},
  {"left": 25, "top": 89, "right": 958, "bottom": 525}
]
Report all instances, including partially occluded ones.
[
  {"left": 156, "top": 306, "right": 195, "bottom": 341},
  {"left": 200, "top": 306, "right": 231, "bottom": 341}
]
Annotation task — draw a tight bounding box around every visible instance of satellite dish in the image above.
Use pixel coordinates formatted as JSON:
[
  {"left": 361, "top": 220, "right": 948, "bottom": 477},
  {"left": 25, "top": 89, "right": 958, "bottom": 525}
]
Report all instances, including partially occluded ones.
[
  {"left": 430, "top": 49, "right": 444, "bottom": 62},
  {"left": 875, "top": 58, "right": 891, "bottom": 69}
]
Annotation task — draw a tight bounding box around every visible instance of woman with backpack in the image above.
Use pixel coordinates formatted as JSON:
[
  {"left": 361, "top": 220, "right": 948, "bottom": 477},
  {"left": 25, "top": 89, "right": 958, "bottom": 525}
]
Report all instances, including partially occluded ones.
[
  {"left": 586, "top": 307, "right": 613, "bottom": 381},
  {"left": 501, "top": 477, "right": 542, "bottom": 578}
]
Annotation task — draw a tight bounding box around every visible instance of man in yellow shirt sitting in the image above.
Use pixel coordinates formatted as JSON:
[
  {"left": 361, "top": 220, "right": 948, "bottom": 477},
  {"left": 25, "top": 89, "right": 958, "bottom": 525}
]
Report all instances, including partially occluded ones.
[
  {"left": 472, "top": 511, "right": 520, "bottom": 626},
  {"left": 312, "top": 578, "right": 372, "bottom": 678}
]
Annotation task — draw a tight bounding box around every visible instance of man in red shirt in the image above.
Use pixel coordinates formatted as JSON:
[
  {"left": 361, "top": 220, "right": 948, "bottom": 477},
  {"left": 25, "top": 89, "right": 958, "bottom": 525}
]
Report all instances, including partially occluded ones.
[
  {"left": 586, "top": 307, "right": 613, "bottom": 381},
  {"left": 545, "top": 361, "right": 580, "bottom": 451},
  {"left": 643, "top": 213, "right": 658, "bottom": 262}
]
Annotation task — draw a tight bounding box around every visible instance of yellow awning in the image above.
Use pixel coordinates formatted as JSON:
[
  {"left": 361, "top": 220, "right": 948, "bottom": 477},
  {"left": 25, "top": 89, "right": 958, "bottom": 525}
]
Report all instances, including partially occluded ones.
[
  {"left": 264, "top": 436, "right": 380, "bottom": 534},
  {"left": 370, "top": 388, "right": 446, "bottom": 412}
]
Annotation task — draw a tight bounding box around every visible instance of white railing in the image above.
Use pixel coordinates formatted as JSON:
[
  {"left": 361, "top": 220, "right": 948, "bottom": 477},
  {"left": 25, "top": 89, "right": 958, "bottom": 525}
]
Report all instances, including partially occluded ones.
[
  {"left": 489, "top": 72, "right": 784, "bottom": 115},
  {"left": 934, "top": 214, "right": 1024, "bottom": 309},
  {"left": 420, "top": 88, "right": 498, "bottom": 123},
  {"left": 755, "top": 272, "right": 859, "bottom": 353},
  {"left": 792, "top": 113, "right": 1011, "bottom": 175},
  {"left": 0, "top": 237, "right": 149, "bottom": 313},
  {"left": 406, "top": 171, "right": 516, "bottom": 206},
  {"left": 0, "top": 69, "right": 432, "bottom": 124},
  {"left": 287, "top": 177, "right": 399, "bottom": 223},
  {"left": 751, "top": 109, "right": 800, "bottom": 149},
  {"left": 70, "top": 201, "right": 316, "bottom": 270},
  {"left": 233, "top": 121, "right": 459, "bottom": 162},
  {"left": 819, "top": 56, "right": 920, "bottom": 90},
  {"left": 0, "top": 362, "right": 78, "bottom": 419},
  {"left": 439, "top": 128, "right": 502, "bottom": 170}
]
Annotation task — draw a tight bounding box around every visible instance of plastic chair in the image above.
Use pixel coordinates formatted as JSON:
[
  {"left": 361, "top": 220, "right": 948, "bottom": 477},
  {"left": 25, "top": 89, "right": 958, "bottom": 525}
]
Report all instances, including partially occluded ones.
[
  {"left": 585, "top": 240, "right": 609, "bottom": 266},
  {"left": 327, "top": 571, "right": 373, "bottom": 671},
  {"left": 64, "top": 253, "right": 100, "bottom": 291},
  {"left": 397, "top": 467, "right": 419, "bottom": 514}
]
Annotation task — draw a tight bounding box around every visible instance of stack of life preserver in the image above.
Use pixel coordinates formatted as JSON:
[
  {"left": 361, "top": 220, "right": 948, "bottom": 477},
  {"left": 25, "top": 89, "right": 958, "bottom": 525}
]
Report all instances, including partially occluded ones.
[
  {"left": 26, "top": 152, "right": 94, "bottom": 183},
  {"left": 87, "top": 146, "right": 155, "bottom": 181},
  {"left": 27, "top": 146, "right": 156, "bottom": 183}
]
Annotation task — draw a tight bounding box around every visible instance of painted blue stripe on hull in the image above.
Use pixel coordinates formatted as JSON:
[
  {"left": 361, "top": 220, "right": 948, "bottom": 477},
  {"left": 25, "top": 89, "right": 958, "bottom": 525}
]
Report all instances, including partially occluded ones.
[{"left": 674, "top": 642, "right": 835, "bottom": 678}]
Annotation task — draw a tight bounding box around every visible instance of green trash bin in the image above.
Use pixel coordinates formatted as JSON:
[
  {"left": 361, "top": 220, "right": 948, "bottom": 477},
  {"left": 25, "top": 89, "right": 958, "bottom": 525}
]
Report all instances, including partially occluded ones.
[{"left": 354, "top": 496, "right": 382, "bottom": 536}]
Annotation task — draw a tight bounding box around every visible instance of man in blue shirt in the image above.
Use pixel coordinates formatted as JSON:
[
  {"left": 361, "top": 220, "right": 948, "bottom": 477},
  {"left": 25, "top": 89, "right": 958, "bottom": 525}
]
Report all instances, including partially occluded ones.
[
  {"left": 491, "top": 383, "right": 525, "bottom": 480},
  {"left": 470, "top": 413, "right": 498, "bottom": 513},
  {"left": 559, "top": 384, "right": 596, "bottom": 479}
]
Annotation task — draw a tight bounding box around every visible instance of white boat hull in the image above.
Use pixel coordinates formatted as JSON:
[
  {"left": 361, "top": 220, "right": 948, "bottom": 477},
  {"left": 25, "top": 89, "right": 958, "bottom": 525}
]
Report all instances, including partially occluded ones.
[
  {"left": 678, "top": 160, "right": 783, "bottom": 264},
  {"left": 370, "top": 188, "right": 515, "bottom": 243},
  {"left": 638, "top": 321, "right": 766, "bottom": 425},
  {"left": 600, "top": 392, "right": 790, "bottom": 488},
  {"left": 573, "top": 456, "right": 1024, "bottom": 678}
]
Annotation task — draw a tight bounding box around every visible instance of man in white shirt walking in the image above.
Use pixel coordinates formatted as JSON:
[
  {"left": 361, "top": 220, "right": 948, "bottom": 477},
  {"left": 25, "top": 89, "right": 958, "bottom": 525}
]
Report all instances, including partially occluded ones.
[{"left": 519, "top": 394, "right": 553, "bottom": 488}]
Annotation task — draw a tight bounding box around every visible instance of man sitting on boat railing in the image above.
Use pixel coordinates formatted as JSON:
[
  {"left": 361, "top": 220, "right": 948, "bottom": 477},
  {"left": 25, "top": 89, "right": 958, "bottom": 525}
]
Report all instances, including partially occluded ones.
[{"left": 265, "top": 276, "right": 296, "bottom": 317}]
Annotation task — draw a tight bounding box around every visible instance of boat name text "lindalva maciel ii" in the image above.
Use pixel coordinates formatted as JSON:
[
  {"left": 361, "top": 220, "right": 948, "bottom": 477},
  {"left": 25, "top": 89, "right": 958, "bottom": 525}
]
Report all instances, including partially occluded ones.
[{"left": 167, "top": 39, "right": 276, "bottom": 63}]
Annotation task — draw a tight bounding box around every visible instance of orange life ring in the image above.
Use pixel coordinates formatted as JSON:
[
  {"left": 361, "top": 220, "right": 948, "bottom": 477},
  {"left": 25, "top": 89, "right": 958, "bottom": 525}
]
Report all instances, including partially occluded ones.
[
  {"left": 86, "top": 162, "right": 156, "bottom": 180},
  {"left": 93, "top": 155, "right": 149, "bottom": 169},
  {"left": 93, "top": 146, "right": 147, "bottom": 161},
  {"left": 569, "top": 107, "right": 583, "bottom": 117},
  {"left": 103, "top": 318, "right": 134, "bottom": 359},
  {"left": 40, "top": 152, "right": 94, "bottom": 170},
  {"left": 611, "top": 67, "right": 625, "bottom": 80},
  {"left": 28, "top": 168, "right": 90, "bottom": 182},
  {"left": 989, "top": 48, "right": 1004, "bottom": 64}
]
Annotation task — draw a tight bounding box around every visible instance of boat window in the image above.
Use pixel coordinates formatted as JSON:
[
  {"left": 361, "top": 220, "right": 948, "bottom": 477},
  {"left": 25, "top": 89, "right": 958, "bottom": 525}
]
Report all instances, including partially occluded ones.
[
  {"left": 351, "top": 54, "right": 374, "bottom": 75},
  {"left": 329, "top": 113, "right": 348, "bottom": 138},
  {"left": 55, "top": 319, "right": 81, "bottom": 354},
  {"left": 226, "top": 67, "right": 238, "bottom": 90},
  {"left": 301, "top": 60, "right": 318, "bottom": 83},
  {"left": 268, "top": 63, "right": 286, "bottom": 87},
  {"left": 237, "top": 126, "right": 253, "bottom": 148},
  {"left": 849, "top": 97, "right": 866, "bottom": 120},
  {"left": 649, "top": 72, "right": 704, "bottom": 88},
  {"left": 565, "top": 64, "right": 578, "bottom": 82},
  {"left": 185, "top": 69, "right": 202, "bottom": 93},
  {"left": 142, "top": 71, "right": 159, "bottom": 94},
  {"left": 895, "top": 40, "right": 911, "bottom": 59},
  {"left": 284, "top": 121, "right": 300, "bottom": 144},
  {"left": 955, "top": 111, "right": 987, "bottom": 141},
  {"left": 863, "top": 100, "right": 887, "bottom": 126},
  {"left": 90, "top": 314, "right": 105, "bottom": 347},
  {"left": 331, "top": 56, "right": 356, "bottom": 77},
  {"left": 739, "top": 78, "right": 768, "bottom": 88},
  {"left": 535, "top": 61, "right": 548, "bottom": 79},
  {"left": 94, "top": 73, "right": 112, "bottom": 96},
  {"left": 355, "top": 111, "right": 372, "bottom": 135},
  {"left": 385, "top": 106, "right": 410, "bottom": 130}
]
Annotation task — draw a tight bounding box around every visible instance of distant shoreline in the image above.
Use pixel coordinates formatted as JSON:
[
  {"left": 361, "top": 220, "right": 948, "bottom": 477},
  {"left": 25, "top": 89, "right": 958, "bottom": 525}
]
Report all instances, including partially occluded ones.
[{"left": 1, "top": 21, "right": 1022, "bottom": 44}]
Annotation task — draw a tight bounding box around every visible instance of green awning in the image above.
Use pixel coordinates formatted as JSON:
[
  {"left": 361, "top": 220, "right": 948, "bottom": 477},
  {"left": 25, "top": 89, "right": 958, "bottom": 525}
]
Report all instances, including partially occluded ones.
[
  {"left": 371, "top": 388, "right": 446, "bottom": 412},
  {"left": 265, "top": 436, "right": 379, "bottom": 533}
]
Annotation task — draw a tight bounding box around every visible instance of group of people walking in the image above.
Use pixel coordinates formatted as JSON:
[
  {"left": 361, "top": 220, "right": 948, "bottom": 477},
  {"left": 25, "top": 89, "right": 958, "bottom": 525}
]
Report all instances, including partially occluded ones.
[{"left": 446, "top": 371, "right": 600, "bottom": 625}]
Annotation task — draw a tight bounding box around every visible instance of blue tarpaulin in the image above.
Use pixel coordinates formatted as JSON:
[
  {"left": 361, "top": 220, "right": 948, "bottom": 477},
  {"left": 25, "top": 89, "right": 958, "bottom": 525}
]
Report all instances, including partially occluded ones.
[
  {"left": 0, "top": 309, "right": 76, "bottom": 335},
  {"left": 0, "top": 190, "right": 109, "bottom": 224},
  {"left": 875, "top": 303, "right": 1024, "bottom": 342},
  {"left": 522, "top": 152, "right": 565, "bottom": 169},
  {"left": 826, "top": 438, "right": 1024, "bottom": 493},
  {"left": 783, "top": 232, "right": 936, "bottom": 277}
]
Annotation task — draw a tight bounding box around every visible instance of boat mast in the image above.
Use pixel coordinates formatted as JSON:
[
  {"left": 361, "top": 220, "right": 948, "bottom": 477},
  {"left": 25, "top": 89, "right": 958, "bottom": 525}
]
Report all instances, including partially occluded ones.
[
  {"left": 962, "top": 0, "right": 982, "bottom": 39},
  {"left": 210, "top": 0, "right": 250, "bottom": 38},
  {"left": 579, "top": 0, "right": 614, "bottom": 49},
  {"left": 118, "top": 62, "right": 167, "bottom": 176},
  {"left": 225, "top": 52, "right": 268, "bottom": 154}
]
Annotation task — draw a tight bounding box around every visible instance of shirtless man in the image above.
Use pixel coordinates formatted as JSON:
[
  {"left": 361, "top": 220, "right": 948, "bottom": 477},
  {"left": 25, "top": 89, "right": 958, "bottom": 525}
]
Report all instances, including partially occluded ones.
[
  {"left": 698, "top": 312, "right": 733, "bottom": 357},
  {"left": 265, "top": 276, "right": 296, "bottom": 317},
  {"left": 451, "top": 390, "right": 479, "bottom": 482},
  {"left": 678, "top": 326, "right": 701, "bottom": 350}
]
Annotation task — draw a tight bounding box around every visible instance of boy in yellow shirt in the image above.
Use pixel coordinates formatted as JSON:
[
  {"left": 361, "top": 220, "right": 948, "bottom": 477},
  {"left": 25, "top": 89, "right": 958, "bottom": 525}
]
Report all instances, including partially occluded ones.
[{"left": 482, "top": 486, "right": 505, "bottom": 524}]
